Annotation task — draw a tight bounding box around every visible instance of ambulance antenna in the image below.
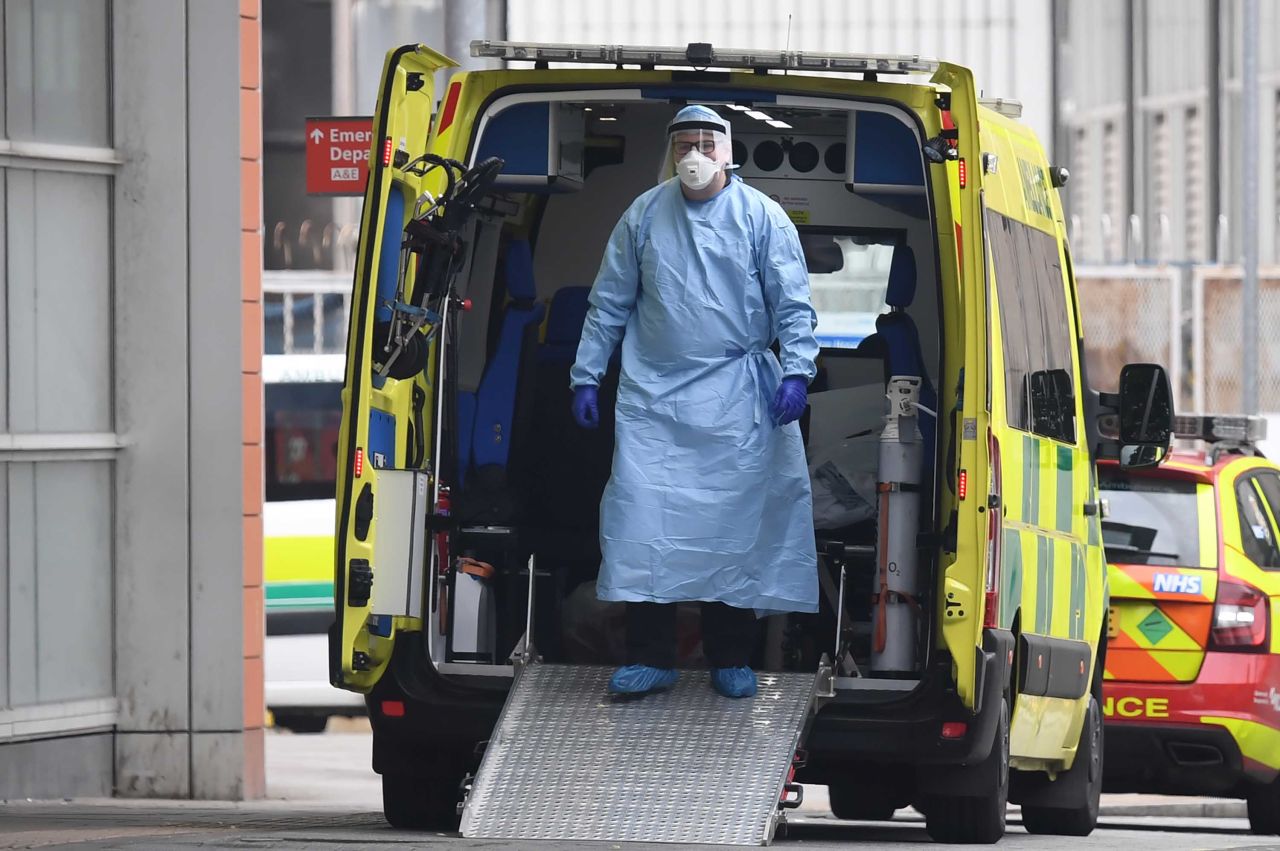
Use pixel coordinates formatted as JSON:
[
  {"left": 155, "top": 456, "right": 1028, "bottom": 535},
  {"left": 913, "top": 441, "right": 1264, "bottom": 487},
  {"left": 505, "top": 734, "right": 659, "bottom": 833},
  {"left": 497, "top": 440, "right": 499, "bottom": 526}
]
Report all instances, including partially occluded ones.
[{"left": 784, "top": 12, "right": 793, "bottom": 75}]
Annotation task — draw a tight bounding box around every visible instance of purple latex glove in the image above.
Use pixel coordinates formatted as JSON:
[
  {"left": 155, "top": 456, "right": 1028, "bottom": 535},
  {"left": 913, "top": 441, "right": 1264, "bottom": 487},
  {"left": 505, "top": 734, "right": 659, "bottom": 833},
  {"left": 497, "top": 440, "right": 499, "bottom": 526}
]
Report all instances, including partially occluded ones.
[
  {"left": 770, "top": 376, "right": 808, "bottom": 426},
  {"left": 572, "top": 385, "right": 599, "bottom": 429}
]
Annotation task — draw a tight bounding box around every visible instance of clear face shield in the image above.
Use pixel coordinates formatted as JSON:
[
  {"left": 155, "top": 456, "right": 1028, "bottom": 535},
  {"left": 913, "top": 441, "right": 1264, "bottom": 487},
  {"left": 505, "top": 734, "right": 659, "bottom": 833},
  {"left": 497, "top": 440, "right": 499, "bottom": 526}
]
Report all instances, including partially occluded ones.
[{"left": 663, "top": 108, "right": 734, "bottom": 190}]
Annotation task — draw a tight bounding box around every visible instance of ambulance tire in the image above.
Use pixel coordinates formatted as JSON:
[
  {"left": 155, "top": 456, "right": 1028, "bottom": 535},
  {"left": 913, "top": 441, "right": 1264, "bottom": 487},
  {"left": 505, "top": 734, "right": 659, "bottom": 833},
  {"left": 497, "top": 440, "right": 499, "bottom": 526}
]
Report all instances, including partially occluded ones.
[
  {"left": 923, "top": 696, "right": 1009, "bottom": 844},
  {"left": 1019, "top": 692, "right": 1103, "bottom": 837},
  {"left": 381, "top": 759, "right": 465, "bottom": 831},
  {"left": 1248, "top": 780, "right": 1280, "bottom": 834}
]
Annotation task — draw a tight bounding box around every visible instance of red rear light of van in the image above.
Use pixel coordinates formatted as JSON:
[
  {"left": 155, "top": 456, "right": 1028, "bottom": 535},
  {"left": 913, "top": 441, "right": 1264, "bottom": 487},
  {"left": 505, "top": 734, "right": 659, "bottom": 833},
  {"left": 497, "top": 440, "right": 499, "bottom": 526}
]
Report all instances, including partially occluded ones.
[
  {"left": 983, "top": 430, "right": 1002, "bottom": 628},
  {"left": 1209, "top": 581, "right": 1268, "bottom": 650}
]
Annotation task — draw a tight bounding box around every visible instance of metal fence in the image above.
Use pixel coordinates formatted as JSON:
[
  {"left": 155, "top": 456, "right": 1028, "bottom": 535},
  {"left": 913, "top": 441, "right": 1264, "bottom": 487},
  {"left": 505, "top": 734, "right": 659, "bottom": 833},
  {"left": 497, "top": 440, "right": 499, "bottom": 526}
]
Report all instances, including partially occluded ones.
[
  {"left": 1191, "top": 266, "right": 1280, "bottom": 412},
  {"left": 263, "top": 270, "right": 352, "bottom": 355},
  {"left": 1074, "top": 265, "right": 1185, "bottom": 407},
  {"left": 263, "top": 262, "right": 1280, "bottom": 418}
]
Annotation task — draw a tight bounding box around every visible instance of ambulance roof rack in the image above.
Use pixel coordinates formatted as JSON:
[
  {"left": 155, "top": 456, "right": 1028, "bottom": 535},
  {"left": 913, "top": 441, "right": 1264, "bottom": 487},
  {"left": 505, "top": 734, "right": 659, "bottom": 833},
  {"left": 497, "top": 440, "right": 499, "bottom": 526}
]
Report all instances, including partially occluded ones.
[
  {"left": 1173, "top": 414, "right": 1267, "bottom": 462},
  {"left": 471, "top": 39, "right": 939, "bottom": 76}
]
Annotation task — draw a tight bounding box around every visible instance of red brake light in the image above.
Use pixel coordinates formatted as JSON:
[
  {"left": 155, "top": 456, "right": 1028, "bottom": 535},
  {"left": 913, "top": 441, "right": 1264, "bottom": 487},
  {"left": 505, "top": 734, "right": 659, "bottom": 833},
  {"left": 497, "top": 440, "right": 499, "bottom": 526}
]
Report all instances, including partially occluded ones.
[
  {"left": 983, "top": 430, "right": 1003, "bottom": 628},
  {"left": 1210, "top": 581, "right": 1268, "bottom": 650},
  {"left": 958, "top": 158, "right": 967, "bottom": 188},
  {"left": 354, "top": 447, "right": 364, "bottom": 478},
  {"left": 958, "top": 469, "right": 968, "bottom": 501},
  {"left": 382, "top": 136, "right": 394, "bottom": 167}
]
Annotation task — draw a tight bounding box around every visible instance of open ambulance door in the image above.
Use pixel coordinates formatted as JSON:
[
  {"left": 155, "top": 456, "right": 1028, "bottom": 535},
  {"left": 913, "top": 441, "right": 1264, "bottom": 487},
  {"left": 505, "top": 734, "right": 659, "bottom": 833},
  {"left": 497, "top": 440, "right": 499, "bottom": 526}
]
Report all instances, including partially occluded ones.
[
  {"left": 331, "top": 45, "right": 456, "bottom": 692},
  {"left": 930, "top": 62, "right": 988, "bottom": 711}
]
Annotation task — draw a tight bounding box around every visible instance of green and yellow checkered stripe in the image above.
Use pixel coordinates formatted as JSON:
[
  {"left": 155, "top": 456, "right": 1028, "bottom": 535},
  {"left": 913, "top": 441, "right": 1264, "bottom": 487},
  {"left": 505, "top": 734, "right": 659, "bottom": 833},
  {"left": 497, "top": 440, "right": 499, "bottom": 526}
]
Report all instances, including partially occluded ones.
[{"left": 997, "top": 432, "right": 1096, "bottom": 640}]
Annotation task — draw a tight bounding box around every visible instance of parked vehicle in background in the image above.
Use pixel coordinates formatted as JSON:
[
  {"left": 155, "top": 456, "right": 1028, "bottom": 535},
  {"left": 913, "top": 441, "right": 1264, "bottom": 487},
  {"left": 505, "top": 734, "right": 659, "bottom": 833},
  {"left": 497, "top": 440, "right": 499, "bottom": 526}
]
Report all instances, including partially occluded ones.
[
  {"left": 263, "top": 354, "right": 364, "bottom": 732},
  {"left": 1099, "top": 415, "right": 1280, "bottom": 835}
]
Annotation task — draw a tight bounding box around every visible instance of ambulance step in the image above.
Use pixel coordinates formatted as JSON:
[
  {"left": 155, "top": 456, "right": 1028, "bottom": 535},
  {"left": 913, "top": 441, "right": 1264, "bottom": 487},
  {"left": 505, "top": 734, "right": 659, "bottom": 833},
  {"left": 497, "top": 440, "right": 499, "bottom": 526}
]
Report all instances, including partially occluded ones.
[{"left": 459, "top": 663, "right": 819, "bottom": 846}]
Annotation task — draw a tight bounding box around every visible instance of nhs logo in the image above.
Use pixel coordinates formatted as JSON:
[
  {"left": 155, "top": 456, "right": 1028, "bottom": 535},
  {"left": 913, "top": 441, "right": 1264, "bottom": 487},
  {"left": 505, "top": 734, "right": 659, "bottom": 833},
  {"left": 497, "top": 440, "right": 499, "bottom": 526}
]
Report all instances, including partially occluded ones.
[{"left": 1153, "top": 573, "right": 1203, "bottom": 595}]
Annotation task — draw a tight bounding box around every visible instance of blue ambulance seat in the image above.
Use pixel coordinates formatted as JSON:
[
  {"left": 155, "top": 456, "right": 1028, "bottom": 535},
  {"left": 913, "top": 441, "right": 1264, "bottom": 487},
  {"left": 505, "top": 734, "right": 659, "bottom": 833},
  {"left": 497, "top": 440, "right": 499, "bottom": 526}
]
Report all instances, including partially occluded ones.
[
  {"left": 539, "top": 287, "right": 592, "bottom": 363},
  {"left": 524, "top": 285, "right": 617, "bottom": 567},
  {"left": 458, "top": 240, "right": 546, "bottom": 487},
  {"left": 857, "top": 246, "right": 937, "bottom": 449}
]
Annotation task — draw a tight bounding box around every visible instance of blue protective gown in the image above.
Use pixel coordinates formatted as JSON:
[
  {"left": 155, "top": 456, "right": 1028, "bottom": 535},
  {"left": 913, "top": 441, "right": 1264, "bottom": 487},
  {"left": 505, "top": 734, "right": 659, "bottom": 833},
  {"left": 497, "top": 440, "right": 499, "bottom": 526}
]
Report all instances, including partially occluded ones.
[{"left": 570, "top": 176, "right": 820, "bottom": 613}]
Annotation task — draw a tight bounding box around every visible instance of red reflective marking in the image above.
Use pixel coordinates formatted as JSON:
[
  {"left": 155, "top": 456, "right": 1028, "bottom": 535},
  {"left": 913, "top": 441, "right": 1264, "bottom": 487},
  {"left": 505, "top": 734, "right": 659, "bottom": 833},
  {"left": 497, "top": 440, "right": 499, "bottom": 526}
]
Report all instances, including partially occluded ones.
[
  {"left": 381, "top": 700, "right": 405, "bottom": 717},
  {"left": 438, "top": 81, "right": 462, "bottom": 134},
  {"left": 941, "top": 721, "right": 967, "bottom": 739}
]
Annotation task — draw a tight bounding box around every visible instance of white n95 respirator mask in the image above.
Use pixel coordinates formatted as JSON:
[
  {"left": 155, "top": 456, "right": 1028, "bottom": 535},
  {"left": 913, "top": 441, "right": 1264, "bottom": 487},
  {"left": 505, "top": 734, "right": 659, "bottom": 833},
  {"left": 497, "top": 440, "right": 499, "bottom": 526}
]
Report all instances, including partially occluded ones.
[{"left": 676, "top": 149, "right": 722, "bottom": 190}]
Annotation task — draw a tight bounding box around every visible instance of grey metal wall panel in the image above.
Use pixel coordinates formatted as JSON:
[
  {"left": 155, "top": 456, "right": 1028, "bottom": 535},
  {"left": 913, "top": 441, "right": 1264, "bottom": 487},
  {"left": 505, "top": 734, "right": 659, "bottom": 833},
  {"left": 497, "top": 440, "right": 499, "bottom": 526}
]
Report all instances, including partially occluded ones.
[
  {"left": 28, "top": 0, "right": 111, "bottom": 146},
  {"left": 0, "top": 1, "right": 7, "bottom": 139},
  {"left": 115, "top": 731, "right": 190, "bottom": 798},
  {"left": 0, "top": 169, "right": 7, "bottom": 431},
  {"left": 6, "top": 463, "right": 35, "bottom": 707},
  {"left": 5, "top": 168, "right": 35, "bottom": 432},
  {"left": 2, "top": 0, "right": 34, "bottom": 139},
  {"left": 33, "top": 173, "right": 113, "bottom": 432},
  {"left": 191, "top": 731, "right": 248, "bottom": 800},
  {"left": 112, "top": 0, "right": 191, "bottom": 738},
  {"left": 5, "top": 170, "right": 112, "bottom": 432},
  {"left": 187, "top": 0, "right": 246, "bottom": 738},
  {"left": 0, "top": 731, "right": 113, "bottom": 799},
  {"left": 0, "top": 463, "right": 7, "bottom": 709},
  {"left": 1144, "top": 0, "right": 1208, "bottom": 97},
  {"left": 34, "top": 462, "right": 112, "bottom": 704}
]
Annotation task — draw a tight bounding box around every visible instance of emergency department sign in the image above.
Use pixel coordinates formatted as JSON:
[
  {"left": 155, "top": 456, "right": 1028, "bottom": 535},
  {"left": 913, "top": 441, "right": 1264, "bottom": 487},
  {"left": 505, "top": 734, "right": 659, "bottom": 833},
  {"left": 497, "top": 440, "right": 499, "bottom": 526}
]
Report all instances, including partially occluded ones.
[{"left": 305, "top": 116, "right": 374, "bottom": 195}]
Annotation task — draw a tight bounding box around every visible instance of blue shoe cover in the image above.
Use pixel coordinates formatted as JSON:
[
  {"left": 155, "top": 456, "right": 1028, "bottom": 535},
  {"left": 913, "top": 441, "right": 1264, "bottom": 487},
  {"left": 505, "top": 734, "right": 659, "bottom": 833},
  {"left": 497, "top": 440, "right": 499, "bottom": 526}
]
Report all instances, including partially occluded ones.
[
  {"left": 608, "top": 664, "right": 678, "bottom": 695},
  {"left": 710, "top": 666, "right": 757, "bottom": 698}
]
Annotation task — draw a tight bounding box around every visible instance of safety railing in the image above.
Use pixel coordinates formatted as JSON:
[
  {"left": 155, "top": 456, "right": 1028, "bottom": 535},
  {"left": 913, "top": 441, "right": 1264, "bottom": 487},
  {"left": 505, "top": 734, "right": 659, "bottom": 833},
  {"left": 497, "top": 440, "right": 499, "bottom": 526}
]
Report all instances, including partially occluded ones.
[{"left": 263, "top": 270, "right": 353, "bottom": 355}]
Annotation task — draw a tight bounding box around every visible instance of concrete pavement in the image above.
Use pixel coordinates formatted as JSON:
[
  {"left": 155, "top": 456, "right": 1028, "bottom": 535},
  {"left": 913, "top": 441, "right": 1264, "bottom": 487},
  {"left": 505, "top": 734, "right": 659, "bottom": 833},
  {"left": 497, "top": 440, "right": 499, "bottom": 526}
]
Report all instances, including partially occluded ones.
[{"left": 0, "top": 724, "right": 1258, "bottom": 848}]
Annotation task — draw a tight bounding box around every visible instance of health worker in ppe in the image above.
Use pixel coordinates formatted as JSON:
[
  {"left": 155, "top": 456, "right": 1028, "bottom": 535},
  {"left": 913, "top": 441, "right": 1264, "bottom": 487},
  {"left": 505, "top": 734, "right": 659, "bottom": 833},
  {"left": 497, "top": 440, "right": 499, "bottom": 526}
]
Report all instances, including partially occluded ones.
[{"left": 569, "top": 104, "right": 819, "bottom": 699}]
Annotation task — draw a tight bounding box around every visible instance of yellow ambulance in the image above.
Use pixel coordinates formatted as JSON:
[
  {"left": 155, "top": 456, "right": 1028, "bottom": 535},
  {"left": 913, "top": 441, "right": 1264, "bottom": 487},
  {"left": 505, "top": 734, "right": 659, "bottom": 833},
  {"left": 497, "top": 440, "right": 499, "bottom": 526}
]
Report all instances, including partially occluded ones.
[{"left": 329, "top": 41, "right": 1173, "bottom": 842}]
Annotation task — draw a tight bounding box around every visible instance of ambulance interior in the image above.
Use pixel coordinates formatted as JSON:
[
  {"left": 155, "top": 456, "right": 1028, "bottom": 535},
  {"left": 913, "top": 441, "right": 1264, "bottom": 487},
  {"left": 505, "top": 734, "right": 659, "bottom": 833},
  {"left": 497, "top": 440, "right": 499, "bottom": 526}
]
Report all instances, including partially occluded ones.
[{"left": 415, "top": 94, "right": 944, "bottom": 688}]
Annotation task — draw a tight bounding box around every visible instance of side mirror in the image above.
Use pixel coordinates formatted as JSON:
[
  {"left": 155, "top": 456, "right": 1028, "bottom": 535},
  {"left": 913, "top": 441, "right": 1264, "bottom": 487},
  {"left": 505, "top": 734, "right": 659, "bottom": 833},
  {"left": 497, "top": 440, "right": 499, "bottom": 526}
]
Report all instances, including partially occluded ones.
[
  {"left": 1118, "top": 363, "right": 1173, "bottom": 444},
  {"left": 1100, "top": 363, "right": 1173, "bottom": 469}
]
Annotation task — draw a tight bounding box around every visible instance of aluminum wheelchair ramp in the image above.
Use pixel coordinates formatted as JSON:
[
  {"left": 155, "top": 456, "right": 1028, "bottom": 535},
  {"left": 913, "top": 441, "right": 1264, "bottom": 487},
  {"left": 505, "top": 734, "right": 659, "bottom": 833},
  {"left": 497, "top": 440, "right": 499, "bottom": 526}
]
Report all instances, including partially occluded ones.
[{"left": 459, "top": 663, "right": 818, "bottom": 846}]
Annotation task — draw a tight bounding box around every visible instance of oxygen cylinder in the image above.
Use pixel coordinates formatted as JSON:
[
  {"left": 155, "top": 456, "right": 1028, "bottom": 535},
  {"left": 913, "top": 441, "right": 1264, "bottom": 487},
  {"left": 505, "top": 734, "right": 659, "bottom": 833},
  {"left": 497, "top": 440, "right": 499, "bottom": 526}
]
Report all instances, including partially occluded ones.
[{"left": 871, "top": 375, "right": 924, "bottom": 674}]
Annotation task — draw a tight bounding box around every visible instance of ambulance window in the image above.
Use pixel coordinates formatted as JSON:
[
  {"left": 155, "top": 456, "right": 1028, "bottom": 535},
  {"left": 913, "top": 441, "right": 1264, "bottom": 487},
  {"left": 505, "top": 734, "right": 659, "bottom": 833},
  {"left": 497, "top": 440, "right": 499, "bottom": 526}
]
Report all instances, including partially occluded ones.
[
  {"left": 265, "top": 382, "right": 343, "bottom": 503},
  {"left": 1098, "top": 473, "right": 1209, "bottom": 567},
  {"left": 804, "top": 233, "right": 895, "bottom": 349},
  {"left": 985, "top": 210, "right": 1075, "bottom": 442},
  {"left": 1237, "top": 476, "right": 1280, "bottom": 568}
]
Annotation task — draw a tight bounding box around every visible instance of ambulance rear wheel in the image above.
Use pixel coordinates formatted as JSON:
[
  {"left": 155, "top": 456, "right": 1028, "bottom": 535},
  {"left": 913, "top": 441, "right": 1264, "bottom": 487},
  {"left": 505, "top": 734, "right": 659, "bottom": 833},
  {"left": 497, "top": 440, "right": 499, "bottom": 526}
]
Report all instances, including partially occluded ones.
[
  {"left": 1020, "top": 692, "right": 1103, "bottom": 836},
  {"left": 923, "top": 696, "right": 1009, "bottom": 844},
  {"left": 382, "top": 762, "right": 464, "bottom": 831},
  {"left": 1248, "top": 779, "right": 1280, "bottom": 834}
]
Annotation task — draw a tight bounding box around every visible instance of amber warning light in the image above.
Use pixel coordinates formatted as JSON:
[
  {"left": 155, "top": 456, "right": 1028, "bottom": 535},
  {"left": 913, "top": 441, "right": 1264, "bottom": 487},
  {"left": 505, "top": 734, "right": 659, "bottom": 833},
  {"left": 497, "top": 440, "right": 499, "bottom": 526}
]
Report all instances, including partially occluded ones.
[{"left": 305, "top": 115, "right": 374, "bottom": 195}]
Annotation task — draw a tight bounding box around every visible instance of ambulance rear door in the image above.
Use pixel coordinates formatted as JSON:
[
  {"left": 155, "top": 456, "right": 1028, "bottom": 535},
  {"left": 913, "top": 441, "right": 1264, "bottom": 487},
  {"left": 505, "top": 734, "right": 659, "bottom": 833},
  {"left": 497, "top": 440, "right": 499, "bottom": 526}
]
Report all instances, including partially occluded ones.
[{"left": 331, "top": 45, "right": 455, "bottom": 692}]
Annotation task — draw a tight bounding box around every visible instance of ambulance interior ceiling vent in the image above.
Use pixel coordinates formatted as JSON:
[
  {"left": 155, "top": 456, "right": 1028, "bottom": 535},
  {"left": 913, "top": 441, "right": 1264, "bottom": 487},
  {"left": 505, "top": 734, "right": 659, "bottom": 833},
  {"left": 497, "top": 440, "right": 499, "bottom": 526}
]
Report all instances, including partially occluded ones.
[
  {"left": 1173, "top": 414, "right": 1268, "bottom": 445},
  {"left": 471, "top": 40, "right": 939, "bottom": 76}
]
